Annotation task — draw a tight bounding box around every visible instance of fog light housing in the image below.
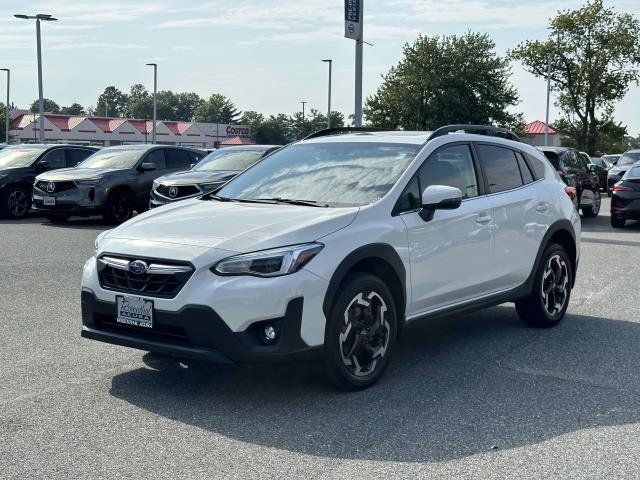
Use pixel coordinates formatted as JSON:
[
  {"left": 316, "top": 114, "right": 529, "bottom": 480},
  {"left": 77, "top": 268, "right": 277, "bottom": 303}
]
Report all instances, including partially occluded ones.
[{"left": 262, "top": 324, "right": 277, "bottom": 343}]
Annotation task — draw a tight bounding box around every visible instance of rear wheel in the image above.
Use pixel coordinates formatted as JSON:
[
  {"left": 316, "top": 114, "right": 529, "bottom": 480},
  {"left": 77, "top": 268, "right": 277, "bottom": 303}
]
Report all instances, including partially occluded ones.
[
  {"left": 516, "top": 243, "right": 572, "bottom": 328},
  {"left": 1, "top": 186, "right": 31, "bottom": 219},
  {"left": 323, "top": 273, "right": 397, "bottom": 390},
  {"left": 103, "top": 189, "right": 133, "bottom": 224},
  {"left": 582, "top": 190, "right": 600, "bottom": 217},
  {"left": 611, "top": 215, "right": 626, "bottom": 228}
]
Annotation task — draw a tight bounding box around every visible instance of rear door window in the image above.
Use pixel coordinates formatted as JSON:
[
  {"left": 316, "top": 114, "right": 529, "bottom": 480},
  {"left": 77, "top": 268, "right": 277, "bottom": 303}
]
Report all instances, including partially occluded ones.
[
  {"left": 476, "top": 144, "right": 523, "bottom": 193},
  {"left": 165, "top": 149, "right": 191, "bottom": 169},
  {"left": 515, "top": 151, "right": 534, "bottom": 184}
]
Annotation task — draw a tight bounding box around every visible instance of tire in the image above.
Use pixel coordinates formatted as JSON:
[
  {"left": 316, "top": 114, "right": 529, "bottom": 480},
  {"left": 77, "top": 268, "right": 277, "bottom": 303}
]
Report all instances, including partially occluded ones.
[
  {"left": 582, "top": 190, "right": 600, "bottom": 217},
  {"left": 323, "top": 272, "right": 398, "bottom": 390},
  {"left": 611, "top": 216, "right": 625, "bottom": 228},
  {"left": 103, "top": 189, "right": 133, "bottom": 224},
  {"left": 515, "top": 243, "right": 572, "bottom": 328},
  {"left": 1, "top": 185, "right": 31, "bottom": 219},
  {"left": 44, "top": 214, "right": 71, "bottom": 223}
]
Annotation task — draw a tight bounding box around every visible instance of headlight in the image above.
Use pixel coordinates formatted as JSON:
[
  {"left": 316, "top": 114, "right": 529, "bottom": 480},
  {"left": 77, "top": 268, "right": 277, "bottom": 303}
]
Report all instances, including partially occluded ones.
[
  {"left": 76, "top": 177, "right": 104, "bottom": 186},
  {"left": 212, "top": 243, "right": 323, "bottom": 277},
  {"left": 153, "top": 180, "right": 161, "bottom": 189},
  {"left": 198, "top": 182, "right": 225, "bottom": 193},
  {"left": 94, "top": 229, "right": 112, "bottom": 251}
]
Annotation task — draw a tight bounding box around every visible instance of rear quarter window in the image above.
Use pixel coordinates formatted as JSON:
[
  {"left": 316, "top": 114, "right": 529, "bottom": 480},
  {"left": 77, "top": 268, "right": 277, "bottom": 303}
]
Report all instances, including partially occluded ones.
[{"left": 476, "top": 144, "right": 523, "bottom": 193}]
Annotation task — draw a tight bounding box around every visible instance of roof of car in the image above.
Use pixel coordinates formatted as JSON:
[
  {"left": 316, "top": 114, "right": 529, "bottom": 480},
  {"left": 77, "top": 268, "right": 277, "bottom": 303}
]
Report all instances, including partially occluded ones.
[
  {"left": 623, "top": 149, "right": 640, "bottom": 154},
  {"left": 537, "top": 146, "right": 571, "bottom": 153},
  {"left": 4, "top": 143, "right": 98, "bottom": 150},
  {"left": 215, "top": 145, "right": 280, "bottom": 151},
  {"left": 301, "top": 131, "right": 432, "bottom": 145},
  {"left": 101, "top": 144, "right": 200, "bottom": 151}
]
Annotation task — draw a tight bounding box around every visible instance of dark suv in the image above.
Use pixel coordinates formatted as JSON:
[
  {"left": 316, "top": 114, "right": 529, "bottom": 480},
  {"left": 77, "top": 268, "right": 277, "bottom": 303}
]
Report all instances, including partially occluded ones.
[
  {"left": 32, "top": 145, "right": 205, "bottom": 224},
  {"left": 538, "top": 146, "right": 601, "bottom": 217},
  {"left": 0, "top": 144, "right": 98, "bottom": 219}
]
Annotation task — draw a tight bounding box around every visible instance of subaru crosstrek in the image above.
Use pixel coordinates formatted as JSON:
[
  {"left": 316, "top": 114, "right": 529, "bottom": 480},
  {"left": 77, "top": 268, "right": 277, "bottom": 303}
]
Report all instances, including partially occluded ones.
[{"left": 82, "top": 126, "right": 580, "bottom": 390}]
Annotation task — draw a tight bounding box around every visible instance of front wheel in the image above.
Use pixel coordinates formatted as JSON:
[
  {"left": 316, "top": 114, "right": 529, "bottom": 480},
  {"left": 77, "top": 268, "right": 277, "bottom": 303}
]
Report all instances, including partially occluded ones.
[
  {"left": 516, "top": 243, "right": 572, "bottom": 328},
  {"left": 103, "top": 190, "right": 133, "bottom": 224},
  {"left": 582, "top": 190, "right": 600, "bottom": 217},
  {"left": 2, "top": 186, "right": 31, "bottom": 219},
  {"left": 611, "top": 216, "right": 626, "bottom": 228},
  {"left": 323, "top": 273, "right": 398, "bottom": 390}
]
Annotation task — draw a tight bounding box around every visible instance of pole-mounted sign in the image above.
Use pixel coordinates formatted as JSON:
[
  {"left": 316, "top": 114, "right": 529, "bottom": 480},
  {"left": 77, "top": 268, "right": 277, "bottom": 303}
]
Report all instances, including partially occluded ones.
[{"left": 344, "top": 0, "right": 363, "bottom": 40}]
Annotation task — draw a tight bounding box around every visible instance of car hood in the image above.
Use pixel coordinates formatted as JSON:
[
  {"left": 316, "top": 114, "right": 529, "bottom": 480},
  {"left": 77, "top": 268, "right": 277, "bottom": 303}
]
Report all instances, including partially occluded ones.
[
  {"left": 105, "top": 198, "right": 359, "bottom": 251},
  {"left": 36, "top": 168, "right": 121, "bottom": 181},
  {"left": 156, "top": 170, "right": 238, "bottom": 186}
]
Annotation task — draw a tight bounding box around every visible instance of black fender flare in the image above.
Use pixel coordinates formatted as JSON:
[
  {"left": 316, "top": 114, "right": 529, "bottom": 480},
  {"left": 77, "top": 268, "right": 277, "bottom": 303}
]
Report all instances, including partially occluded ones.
[{"left": 322, "top": 243, "right": 407, "bottom": 322}]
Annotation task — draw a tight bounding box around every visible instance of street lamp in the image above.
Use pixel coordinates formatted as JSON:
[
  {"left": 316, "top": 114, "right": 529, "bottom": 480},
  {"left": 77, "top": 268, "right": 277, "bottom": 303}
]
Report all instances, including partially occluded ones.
[
  {"left": 0, "top": 69, "right": 9, "bottom": 144},
  {"left": 300, "top": 101, "right": 307, "bottom": 121},
  {"left": 321, "top": 59, "right": 332, "bottom": 129},
  {"left": 146, "top": 63, "right": 157, "bottom": 144},
  {"left": 15, "top": 13, "right": 58, "bottom": 143}
]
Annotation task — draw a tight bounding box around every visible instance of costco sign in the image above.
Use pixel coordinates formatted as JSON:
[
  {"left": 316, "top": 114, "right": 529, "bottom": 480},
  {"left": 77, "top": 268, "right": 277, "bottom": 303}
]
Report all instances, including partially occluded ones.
[{"left": 226, "top": 125, "right": 251, "bottom": 137}]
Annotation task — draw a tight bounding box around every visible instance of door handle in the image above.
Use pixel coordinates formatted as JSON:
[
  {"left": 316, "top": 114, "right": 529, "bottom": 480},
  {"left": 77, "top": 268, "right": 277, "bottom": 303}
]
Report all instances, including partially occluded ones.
[{"left": 476, "top": 214, "right": 492, "bottom": 225}]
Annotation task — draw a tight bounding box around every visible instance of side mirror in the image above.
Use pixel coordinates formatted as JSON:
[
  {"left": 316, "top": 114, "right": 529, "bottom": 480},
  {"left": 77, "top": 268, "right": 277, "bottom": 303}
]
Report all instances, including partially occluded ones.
[
  {"left": 420, "top": 185, "right": 462, "bottom": 222},
  {"left": 190, "top": 163, "right": 196, "bottom": 169},
  {"left": 139, "top": 162, "right": 157, "bottom": 172},
  {"left": 35, "top": 160, "right": 50, "bottom": 172}
]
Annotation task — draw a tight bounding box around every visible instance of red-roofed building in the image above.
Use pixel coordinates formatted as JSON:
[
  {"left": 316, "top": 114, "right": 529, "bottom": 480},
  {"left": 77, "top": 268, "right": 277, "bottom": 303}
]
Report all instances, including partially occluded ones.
[
  {"left": 522, "top": 120, "right": 561, "bottom": 147},
  {"left": 220, "top": 136, "right": 255, "bottom": 146}
]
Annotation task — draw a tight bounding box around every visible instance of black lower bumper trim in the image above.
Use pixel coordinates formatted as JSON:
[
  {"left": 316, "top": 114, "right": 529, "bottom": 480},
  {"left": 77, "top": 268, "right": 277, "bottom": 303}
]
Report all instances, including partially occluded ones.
[{"left": 81, "top": 289, "right": 320, "bottom": 364}]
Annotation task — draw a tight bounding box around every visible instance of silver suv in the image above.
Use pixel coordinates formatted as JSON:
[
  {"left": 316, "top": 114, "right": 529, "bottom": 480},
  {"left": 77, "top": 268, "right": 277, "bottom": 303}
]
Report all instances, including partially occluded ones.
[{"left": 33, "top": 145, "right": 204, "bottom": 223}]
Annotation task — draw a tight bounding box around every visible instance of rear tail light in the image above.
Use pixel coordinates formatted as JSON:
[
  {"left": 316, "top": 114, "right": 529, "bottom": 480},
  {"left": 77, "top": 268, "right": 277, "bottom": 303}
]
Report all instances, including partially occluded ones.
[
  {"left": 612, "top": 186, "right": 633, "bottom": 192},
  {"left": 564, "top": 186, "right": 577, "bottom": 205}
]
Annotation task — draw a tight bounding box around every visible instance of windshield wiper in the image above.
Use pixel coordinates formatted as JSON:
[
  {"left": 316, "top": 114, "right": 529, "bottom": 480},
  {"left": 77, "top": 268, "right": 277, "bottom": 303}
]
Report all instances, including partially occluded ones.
[
  {"left": 203, "top": 194, "right": 233, "bottom": 202},
  {"left": 254, "top": 197, "right": 329, "bottom": 207}
]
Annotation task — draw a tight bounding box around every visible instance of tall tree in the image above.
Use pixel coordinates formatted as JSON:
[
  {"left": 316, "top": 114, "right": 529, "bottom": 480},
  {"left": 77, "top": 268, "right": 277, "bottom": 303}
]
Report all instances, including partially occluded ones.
[
  {"left": 257, "top": 114, "right": 293, "bottom": 145},
  {"left": 511, "top": 0, "right": 640, "bottom": 154},
  {"left": 30, "top": 98, "right": 60, "bottom": 114},
  {"left": 96, "top": 86, "right": 128, "bottom": 117},
  {"left": 194, "top": 94, "right": 241, "bottom": 123},
  {"left": 174, "top": 92, "right": 204, "bottom": 121},
  {"left": 364, "top": 32, "right": 520, "bottom": 130},
  {"left": 60, "top": 103, "right": 85, "bottom": 115},
  {"left": 125, "top": 83, "right": 153, "bottom": 119}
]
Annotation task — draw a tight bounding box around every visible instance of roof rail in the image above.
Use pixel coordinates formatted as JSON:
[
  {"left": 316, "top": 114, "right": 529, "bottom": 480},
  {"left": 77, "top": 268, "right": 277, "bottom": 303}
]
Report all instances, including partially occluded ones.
[
  {"left": 426, "top": 124, "right": 521, "bottom": 142},
  {"left": 304, "top": 127, "right": 394, "bottom": 140}
]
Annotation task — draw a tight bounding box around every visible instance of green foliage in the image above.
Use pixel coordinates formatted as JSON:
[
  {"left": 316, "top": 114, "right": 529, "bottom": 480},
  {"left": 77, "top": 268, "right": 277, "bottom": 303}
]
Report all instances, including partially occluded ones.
[
  {"left": 95, "top": 86, "right": 128, "bottom": 117},
  {"left": 510, "top": 0, "right": 640, "bottom": 154},
  {"left": 60, "top": 103, "right": 85, "bottom": 115},
  {"left": 194, "top": 94, "right": 241, "bottom": 124},
  {"left": 125, "top": 83, "right": 152, "bottom": 119},
  {"left": 30, "top": 98, "right": 60, "bottom": 114},
  {"left": 364, "top": 32, "right": 520, "bottom": 130}
]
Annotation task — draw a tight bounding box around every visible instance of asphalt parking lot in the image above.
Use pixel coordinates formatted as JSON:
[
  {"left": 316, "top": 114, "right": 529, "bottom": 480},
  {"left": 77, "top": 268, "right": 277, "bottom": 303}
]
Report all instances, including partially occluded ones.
[{"left": 2, "top": 197, "right": 640, "bottom": 479}]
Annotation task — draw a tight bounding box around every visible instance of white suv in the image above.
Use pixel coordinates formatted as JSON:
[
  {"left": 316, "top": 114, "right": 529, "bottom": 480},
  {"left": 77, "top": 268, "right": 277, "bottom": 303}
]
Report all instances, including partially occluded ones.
[{"left": 82, "top": 126, "right": 580, "bottom": 390}]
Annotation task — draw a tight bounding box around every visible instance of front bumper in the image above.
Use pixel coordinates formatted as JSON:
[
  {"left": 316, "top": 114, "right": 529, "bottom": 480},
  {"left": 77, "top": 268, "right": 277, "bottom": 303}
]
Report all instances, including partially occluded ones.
[
  {"left": 33, "top": 185, "right": 105, "bottom": 216},
  {"left": 149, "top": 188, "right": 199, "bottom": 209},
  {"left": 81, "top": 289, "right": 321, "bottom": 363}
]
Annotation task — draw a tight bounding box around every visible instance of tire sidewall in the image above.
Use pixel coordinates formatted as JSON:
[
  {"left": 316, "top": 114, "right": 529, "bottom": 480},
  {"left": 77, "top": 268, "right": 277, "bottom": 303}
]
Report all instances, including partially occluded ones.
[
  {"left": 104, "top": 190, "right": 132, "bottom": 224},
  {"left": 532, "top": 244, "right": 572, "bottom": 326},
  {"left": 323, "top": 273, "right": 398, "bottom": 390},
  {"left": 3, "top": 185, "right": 30, "bottom": 219}
]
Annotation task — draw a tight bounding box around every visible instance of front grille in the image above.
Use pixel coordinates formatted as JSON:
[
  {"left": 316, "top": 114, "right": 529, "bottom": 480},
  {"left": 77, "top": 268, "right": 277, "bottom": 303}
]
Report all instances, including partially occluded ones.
[
  {"left": 98, "top": 255, "right": 194, "bottom": 298},
  {"left": 35, "top": 180, "right": 76, "bottom": 193},
  {"left": 156, "top": 184, "right": 200, "bottom": 199}
]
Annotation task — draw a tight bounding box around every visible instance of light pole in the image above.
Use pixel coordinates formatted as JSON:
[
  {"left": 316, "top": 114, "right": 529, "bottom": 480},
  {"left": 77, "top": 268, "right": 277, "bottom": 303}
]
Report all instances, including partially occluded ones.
[
  {"left": 0, "top": 69, "right": 9, "bottom": 144},
  {"left": 300, "top": 101, "right": 307, "bottom": 121},
  {"left": 146, "top": 63, "right": 157, "bottom": 144},
  {"left": 322, "top": 59, "right": 332, "bottom": 129},
  {"left": 544, "top": 52, "right": 551, "bottom": 146},
  {"left": 15, "top": 13, "right": 58, "bottom": 143}
]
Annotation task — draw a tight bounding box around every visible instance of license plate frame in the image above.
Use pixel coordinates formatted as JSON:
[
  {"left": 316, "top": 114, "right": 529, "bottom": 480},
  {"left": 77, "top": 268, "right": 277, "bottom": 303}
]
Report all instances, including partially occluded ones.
[
  {"left": 43, "top": 196, "right": 56, "bottom": 206},
  {"left": 116, "top": 295, "right": 154, "bottom": 329}
]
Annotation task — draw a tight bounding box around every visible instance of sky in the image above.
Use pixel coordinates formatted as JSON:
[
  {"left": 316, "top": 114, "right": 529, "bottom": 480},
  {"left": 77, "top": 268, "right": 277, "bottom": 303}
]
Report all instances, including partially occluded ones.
[{"left": 1, "top": 0, "right": 639, "bottom": 134}]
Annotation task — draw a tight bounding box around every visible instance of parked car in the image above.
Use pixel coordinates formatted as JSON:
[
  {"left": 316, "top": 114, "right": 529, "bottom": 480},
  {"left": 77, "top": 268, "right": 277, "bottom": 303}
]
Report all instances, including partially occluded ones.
[
  {"left": 538, "top": 146, "right": 601, "bottom": 217},
  {"left": 587, "top": 155, "right": 609, "bottom": 192},
  {"left": 150, "top": 145, "right": 280, "bottom": 208},
  {"left": 610, "top": 161, "right": 640, "bottom": 228},
  {"left": 607, "top": 150, "right": 640, "bottom": 195},
  {"left": 32, "top": 145, "right": 205, "bottom": 224},
  {"left": 0, "top": 144, "right": 98, "bottom": 219},
  {"left": 82, "top": 125, "right": 580, "bottom": 390}
]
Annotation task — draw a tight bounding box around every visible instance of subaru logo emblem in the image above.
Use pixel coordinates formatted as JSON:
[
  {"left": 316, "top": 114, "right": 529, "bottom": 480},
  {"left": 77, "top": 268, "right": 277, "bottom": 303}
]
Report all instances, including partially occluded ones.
[
  {"left": 168, "top": 186, "right": 178, "bottom": 198},
  {"left": 129, "top": 260, "right": 149, "bottom": 275},
  {"left": 46, "top": 182, "right": 55, "bottom": 193}
]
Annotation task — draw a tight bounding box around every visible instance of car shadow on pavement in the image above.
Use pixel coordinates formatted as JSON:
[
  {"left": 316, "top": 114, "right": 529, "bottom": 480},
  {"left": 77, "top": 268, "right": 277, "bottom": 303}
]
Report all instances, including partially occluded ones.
[
  {"left": 109, "top": 305, "right": 640, "bottom": 463},
  {"left": 38, "top": 217, "right": 110, "bottom": 230}
]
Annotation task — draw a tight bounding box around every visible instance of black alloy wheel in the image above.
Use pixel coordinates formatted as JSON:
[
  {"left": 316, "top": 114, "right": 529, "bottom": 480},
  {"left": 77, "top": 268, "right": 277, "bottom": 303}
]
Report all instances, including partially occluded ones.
[
  {"left": 4, "top": 186, "right": 31, "bottom": 219},
  {"left": 103, "top": 190, "right": 133, "bottom": 224},
  {"left": 324, "top": 273, "right": 397, "bottom": 390}
]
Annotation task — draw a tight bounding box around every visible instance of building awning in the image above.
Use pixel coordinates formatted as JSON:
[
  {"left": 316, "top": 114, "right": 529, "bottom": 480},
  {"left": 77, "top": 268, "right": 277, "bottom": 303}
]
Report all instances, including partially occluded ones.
[
  {"left": 524, "top": 120, "right": 557, "bottom": 136},
  {"left": 220, "top": 136, "right": 255, "bottom": 145}
]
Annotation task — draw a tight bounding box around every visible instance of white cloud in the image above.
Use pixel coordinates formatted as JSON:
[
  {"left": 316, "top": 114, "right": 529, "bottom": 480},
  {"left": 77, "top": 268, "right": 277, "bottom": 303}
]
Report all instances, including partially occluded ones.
[{"left": 30, "top": 0, "right": 167, "bottom": 22}]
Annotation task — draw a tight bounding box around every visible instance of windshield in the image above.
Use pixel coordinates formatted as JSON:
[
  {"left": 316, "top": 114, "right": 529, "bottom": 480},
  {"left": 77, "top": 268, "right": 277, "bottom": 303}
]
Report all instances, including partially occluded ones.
[
  {"left": 217, "top": 142, "right": 420, "bottom": 206},
  {"left": 194, "top": 149, "right": 266, "bottom": 172},
  {"left": 590, "top": 158, "right": 605, "bottom": 168},
  {"left": 623, "top": 165, "right": 640, "bottom": 179},
  {"left": 617, "top": 152, "right": 640, "bottom": 167},
  {"left": 78, "top": 148, "right": 144, "bottom": 169},
  {"left": 0, "top": 148, "right": 45, "bottom": 169}
]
